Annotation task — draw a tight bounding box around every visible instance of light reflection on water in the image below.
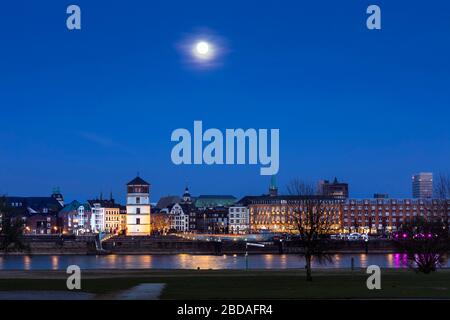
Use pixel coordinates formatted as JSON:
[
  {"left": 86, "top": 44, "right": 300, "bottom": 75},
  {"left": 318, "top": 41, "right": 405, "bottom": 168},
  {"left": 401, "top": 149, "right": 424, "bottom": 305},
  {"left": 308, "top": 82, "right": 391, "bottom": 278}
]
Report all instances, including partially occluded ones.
[{"left": 0, "top": 253, "right": 447, "bottom": 270}]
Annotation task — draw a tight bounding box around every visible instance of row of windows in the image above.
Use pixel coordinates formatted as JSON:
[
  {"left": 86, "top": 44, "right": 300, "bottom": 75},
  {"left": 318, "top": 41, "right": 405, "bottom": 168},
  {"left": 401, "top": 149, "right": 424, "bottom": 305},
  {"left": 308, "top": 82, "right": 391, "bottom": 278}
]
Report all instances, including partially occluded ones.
[
  {"left": 229, "top": 219, "right": 246, "bottom": 224},
  {"left": 229, "top": 208, "right": 247, "bottom": 213}
]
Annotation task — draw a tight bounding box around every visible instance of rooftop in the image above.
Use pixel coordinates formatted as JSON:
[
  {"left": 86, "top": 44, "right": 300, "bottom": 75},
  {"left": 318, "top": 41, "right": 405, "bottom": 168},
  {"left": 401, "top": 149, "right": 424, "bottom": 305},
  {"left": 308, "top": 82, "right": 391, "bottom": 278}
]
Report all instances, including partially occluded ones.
[{"left": 127, "top": 176, "right": 150, "bottom": 186}]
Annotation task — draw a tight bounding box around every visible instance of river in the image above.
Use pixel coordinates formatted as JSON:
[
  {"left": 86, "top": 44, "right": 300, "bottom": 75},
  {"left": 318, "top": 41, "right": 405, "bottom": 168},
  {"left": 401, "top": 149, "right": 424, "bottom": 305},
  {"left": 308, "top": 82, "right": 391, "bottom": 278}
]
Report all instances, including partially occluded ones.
[{"left": 1, "top": 253, "right": 448, "bottom": 270}]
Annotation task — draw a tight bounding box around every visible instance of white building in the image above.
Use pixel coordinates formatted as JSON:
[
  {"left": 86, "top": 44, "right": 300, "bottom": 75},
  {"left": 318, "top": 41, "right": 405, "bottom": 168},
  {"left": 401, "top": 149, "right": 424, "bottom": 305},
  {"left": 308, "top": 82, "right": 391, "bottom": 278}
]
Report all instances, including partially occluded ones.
[
  {"left": 168, "top": 203, "right": 189, "bottom": 232},
  {"left": 72, "top": 204, "right": 91, "bottom": 234},
  {"left": 228, "top": 205, "right": 249, "bottom": 234},
  {"left": 89, "top": 203, "right": 105, "bottom": 233},
  {"left": 126, "top": 176, "right": 151, "bottom": 235}
]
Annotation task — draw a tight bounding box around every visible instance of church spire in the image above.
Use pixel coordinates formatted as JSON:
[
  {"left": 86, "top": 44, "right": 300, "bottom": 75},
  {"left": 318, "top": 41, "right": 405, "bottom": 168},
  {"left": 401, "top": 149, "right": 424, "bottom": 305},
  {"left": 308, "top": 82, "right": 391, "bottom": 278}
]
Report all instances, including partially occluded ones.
[
  {"left": 269, "top": 175, "right": 278, "bottom": 197},
  {"left": 182, "top": 185, "right": 192, "bottom": 204}
]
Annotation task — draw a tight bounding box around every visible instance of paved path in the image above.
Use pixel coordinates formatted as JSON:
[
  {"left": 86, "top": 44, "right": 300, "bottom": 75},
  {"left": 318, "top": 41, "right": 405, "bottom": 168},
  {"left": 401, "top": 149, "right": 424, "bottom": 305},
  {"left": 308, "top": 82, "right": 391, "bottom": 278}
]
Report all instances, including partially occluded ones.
[
  {"left": 111, "top": 283, "right": 166, "bottom": 300},
  {"left": 0, "top": 283, "right": 166, "bottom": 300},
  {"left": 0, "top": 291, "right": 95, "bottom": 300}
]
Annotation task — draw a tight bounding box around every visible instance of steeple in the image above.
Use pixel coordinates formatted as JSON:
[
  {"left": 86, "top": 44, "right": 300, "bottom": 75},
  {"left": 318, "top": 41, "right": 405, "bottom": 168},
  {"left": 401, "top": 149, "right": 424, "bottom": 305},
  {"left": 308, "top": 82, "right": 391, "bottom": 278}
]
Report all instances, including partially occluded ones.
[
  {"left": 269, "top": 175, "right": 278, "bottom": 197},
  {"left": 182, "top": 186, "right": 192, "bottom": 204}
]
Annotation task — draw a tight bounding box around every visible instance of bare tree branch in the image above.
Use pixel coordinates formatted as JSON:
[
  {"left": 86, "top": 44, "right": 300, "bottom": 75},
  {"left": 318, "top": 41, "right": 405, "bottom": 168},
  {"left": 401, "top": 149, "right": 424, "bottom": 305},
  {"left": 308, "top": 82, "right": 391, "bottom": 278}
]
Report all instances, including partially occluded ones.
[
  {"left": 287, "top": 179, "right": 334, "bottom": 281},
  {"left": 434, "top": 173, "right": 450, "bottom": 199}
]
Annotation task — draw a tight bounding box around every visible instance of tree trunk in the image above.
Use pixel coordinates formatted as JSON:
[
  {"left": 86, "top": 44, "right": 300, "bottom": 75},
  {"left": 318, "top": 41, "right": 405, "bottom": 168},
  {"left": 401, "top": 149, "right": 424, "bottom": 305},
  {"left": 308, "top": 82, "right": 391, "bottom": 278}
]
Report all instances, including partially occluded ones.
[{"left": 305, "top": 253, "right": 312, "bottom": 281}]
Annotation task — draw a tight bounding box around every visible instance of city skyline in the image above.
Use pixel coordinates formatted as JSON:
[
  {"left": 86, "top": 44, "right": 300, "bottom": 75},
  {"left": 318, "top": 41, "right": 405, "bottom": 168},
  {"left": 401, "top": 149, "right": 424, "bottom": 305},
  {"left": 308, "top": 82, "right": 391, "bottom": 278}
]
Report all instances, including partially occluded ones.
[
  {"left": 1, "top": 172, "right": 445, "bottom": 204},
  {"left": 1, "top": 1, "right": 449, "bottom": 201}
]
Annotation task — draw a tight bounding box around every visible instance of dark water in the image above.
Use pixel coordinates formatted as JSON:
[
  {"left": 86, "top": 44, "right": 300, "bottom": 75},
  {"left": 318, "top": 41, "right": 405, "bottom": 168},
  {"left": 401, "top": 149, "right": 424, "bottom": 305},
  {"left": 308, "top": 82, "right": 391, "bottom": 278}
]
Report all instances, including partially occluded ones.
[{"left": 1, "top": 253, "right": 448, "bottom": 270}]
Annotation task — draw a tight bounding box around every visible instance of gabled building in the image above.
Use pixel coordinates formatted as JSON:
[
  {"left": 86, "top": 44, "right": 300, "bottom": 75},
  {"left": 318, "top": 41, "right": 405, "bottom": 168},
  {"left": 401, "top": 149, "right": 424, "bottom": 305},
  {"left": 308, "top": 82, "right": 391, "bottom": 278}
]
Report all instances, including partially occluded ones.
[
  {"left": 159, "top": 187, "right": 195, "bottom": 233},
  {"left": 156, "top": 195, "right": 181, "bottom": 210},
  {"left": 3, "top": 192, "right": 64, "bottom": 234},
  {"left": 87, "top": 197, "right": 122, "bottom": 234},
  {"left": 167, "top": 203, "right": 190, "bottom": 232},
  {"left": 58, "top": 200, "right": 91, "bottom": 234}
]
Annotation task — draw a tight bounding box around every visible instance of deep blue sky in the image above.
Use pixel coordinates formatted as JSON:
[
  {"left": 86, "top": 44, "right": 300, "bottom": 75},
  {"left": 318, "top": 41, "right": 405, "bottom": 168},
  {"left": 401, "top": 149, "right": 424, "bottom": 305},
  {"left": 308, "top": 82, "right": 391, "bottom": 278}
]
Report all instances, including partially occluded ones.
[{"left": 1, "top": 1, "right": 449, "bottom": 203}]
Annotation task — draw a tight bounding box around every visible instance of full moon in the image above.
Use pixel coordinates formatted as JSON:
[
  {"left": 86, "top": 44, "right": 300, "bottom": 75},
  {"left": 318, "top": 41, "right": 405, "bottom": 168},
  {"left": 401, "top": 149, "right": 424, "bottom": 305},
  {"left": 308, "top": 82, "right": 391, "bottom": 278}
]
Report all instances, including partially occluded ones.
[{"left": 195, "top": 41, "right": 210, "bottom": 55}]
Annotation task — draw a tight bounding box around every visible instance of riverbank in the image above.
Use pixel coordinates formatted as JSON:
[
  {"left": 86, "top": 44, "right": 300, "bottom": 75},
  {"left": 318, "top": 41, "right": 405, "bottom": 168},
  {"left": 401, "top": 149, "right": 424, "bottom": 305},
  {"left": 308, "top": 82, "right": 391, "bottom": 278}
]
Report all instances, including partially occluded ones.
[
  {"left": 1, "top": 236, "right": 399, "bottom": 255},
  {"left": 0, "top": 269, "right": 449, "bottom": 299}
]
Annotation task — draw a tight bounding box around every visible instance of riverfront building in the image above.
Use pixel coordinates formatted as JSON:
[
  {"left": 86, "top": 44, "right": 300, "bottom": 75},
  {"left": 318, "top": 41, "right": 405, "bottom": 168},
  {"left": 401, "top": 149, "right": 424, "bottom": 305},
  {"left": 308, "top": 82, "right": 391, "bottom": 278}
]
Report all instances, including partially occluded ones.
[
  {"left": 126, "top": 176, "right": 151, "bottom": 235},
  {"left": 1, "top": 191, "right": 64, "bottom": 234},
  {"left": 239, "top": 195, "right": 343, "bottom": 234},
  {"left": 342, "top": 198, "right": 449, "bottom": 234},
  {"left": 59, "top": 200, "right": 91, "bottom": 234},
  {"left": 228, "top": 205, "right": 249, "bottom": 234},
  {"left": 87, "top": 198, "right": 123, "bottom": 234}
]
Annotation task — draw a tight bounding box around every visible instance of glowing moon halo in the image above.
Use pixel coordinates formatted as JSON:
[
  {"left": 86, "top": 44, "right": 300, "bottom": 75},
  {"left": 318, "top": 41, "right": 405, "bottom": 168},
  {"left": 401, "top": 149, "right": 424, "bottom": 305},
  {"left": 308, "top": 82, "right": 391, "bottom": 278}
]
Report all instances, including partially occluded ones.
[
  {"left": 196, "top": 41, "right": 210, "bottom": 55},
  {"left": 192, "top": 40, "right": 214, "bottom": 60}
]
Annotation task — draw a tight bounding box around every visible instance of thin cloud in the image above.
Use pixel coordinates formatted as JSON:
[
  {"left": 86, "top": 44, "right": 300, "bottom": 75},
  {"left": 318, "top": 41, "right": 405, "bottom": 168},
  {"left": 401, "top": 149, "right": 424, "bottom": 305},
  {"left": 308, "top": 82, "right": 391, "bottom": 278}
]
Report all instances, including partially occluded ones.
[
  {"left": 79, "top": 132, "right": 116, "bottom": 147},
  {"left": 77, "top": 131, "right": 137, "bottom": 157}
]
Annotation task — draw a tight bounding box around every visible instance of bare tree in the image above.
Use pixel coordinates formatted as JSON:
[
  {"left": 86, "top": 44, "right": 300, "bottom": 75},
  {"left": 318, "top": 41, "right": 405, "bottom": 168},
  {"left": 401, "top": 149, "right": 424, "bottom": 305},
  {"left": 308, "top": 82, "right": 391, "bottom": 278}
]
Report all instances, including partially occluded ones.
[
  {"left": 394, "top": 217, "right": 449, "bottom": 274},
  {"left": 286, "top": 178, "right": 316, "bottom": 196},
  {"left": 287, "top": 179, "right": 335, "bottom": 281},
  {"left": 434, "top": 173, "right": 450, "bottom": 199},
  {"left": 433, "top": 173, "right": 450, "bottom": 232},
  {"left": 0, "top": 196, "right": 28, "bottom": 253}
]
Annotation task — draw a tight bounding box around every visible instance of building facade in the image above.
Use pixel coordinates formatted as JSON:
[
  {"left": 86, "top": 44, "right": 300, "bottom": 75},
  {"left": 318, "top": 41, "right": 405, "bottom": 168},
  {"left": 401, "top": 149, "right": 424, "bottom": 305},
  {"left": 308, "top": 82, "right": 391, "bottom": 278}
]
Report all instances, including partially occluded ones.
[
  {"left": 240, "top": 194, "right": 449, "bottom": 235},
  {"left": 87, "top": 198, "right": 123, "bottom": 234},
  {"left": 59, "top": 200, "right": 91, "bottom": 234},
  {"left": 242, "top": 195, "right": 343, "bottom": 234},
  {"left": 168, "top": 203, "right": 190, "bottom": 232},
  {"left": 126, "top": 176, "right": 151, "bottom": 235},
  {"left": 342, "top": 198, "right": 449, "bottom": 234},
  {"left": 3, "top": 192, "right": 64, "bottom": 235},
  {"left": 318, "top": 178, "right": 349, "bottom": 199},
  {"left": 412, "top": 172, "right": 433, "bottom": 199},
  {"left": 89, "top": 202, "right": 105, "bottom": 233},
  {"left": 228, "top": 205, "right": 249, "bottom": 234},
  {"left": 195, "top": 207, "right": 229, "bottom": 234}
]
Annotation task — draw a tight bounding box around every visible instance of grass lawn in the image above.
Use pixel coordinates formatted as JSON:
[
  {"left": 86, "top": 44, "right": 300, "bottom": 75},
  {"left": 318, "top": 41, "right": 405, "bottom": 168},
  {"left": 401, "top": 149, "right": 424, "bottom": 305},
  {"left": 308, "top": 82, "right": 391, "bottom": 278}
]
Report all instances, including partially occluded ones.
[{"left": 0, "top": 269, "right": 449, "bottom": 299}]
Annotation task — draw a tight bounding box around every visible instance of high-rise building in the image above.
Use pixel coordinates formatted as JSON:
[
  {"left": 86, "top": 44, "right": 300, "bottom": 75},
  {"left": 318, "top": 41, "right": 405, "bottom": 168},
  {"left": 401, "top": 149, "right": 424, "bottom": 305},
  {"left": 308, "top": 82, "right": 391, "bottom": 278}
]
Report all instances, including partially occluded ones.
[
  {"left": 126, "top": 176, "right": 151, "bottom": 235},
  {"left": 318, "top": 177, "right": 349, "bottom": 199},
  {"left": 412, "top": 172, "right": 433, "bottom": 199}
]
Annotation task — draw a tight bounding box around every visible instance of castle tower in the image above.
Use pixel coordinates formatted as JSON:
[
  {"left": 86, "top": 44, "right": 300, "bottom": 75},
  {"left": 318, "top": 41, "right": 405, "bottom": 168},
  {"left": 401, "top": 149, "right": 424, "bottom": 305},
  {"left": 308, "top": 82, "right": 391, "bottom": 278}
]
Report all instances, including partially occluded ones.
[{"left": 126, "top": 176, "right": 151, "bottom": 235}]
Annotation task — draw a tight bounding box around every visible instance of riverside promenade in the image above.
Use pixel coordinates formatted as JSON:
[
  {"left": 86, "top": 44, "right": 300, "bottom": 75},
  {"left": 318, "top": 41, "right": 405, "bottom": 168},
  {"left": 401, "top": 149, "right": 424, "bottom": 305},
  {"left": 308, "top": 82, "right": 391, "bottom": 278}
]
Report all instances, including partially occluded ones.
[{"left": 0, "top": 235, "right": 397, "bottom": 255}]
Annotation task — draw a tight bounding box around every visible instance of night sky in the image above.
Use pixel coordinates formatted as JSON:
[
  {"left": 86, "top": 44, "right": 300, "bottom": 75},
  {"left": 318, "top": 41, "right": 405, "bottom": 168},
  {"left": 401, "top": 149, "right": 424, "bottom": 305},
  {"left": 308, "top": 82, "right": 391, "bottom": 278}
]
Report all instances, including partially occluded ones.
[{"left": 0, "top": 1, "right": 449, "bottom": 202}]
